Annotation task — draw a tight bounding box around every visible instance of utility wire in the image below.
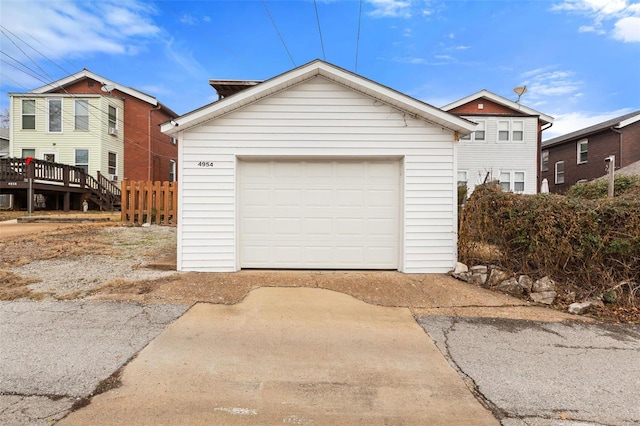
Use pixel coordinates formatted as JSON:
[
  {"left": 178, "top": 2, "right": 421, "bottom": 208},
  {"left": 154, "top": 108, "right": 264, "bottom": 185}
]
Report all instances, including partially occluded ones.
[
  {"left": 1, "top": 31, "right": 177, "bottom": 157},
  {"left": 355, "top": 0, "right": 363, "bottom": 72},
  {"left": 262, "top": 0, "right": 296, "bottom": 67},
  {"left": 313, "top": 0, "right": 326, "bottom": 61},
  {"left": 0, "top": 27, "right": 57, "bottom": 84}
]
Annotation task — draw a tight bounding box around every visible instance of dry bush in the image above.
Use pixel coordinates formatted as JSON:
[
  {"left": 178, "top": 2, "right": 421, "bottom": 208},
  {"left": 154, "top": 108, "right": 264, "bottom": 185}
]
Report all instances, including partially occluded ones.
[{"left": 459, "top": 185, "right": 640, "bottom": 301}]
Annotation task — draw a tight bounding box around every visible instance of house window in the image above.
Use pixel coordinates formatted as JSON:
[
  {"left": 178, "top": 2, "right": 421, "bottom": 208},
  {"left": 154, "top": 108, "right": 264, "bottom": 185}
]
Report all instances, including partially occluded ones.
[
  {"left": 108, "top": 105, "right": 117, "bottom": 134},
  {"left": 541, "top": 150, "right": 549, "bottom": 172},
  {"left": 169, "top": 160, "right": 176, "bottom": 182},
  {"left": 457, "top": 170, "right": 468, "bottom": 186},
  {"left": 498, "top": 121, "right": 510, "bottom": 141},
  {"left": 555, "top": 161, "right": 565, "bottom": 184},
  {"left": 500, "top": 172, "right": 511, "bottom": 192},
  {"left": 512, "top": 121, "right": 524, "bottom": 141},
  {"left": 474, "top": 120, "right": 486, "bottom": 141},
  {"left": 48, "top": 98, "right": 62, "bottom": 133},
  {"left": 75, "top": 149, "right": 89, "bottom": 174},
  {"left": 22, "top": 100, "right": 36, "bottom": 130},
  {"left": 514, "top": 172, "right": 525, "bottom": 192},
  {"left": 108, "top": 152, "right": 117, "bottom": 175},
  {"left": 577, "top": 139, "right": 588, "bottom": 164},
  {"left": 75, "top": 99, "right": 89, "bottom": 131},
  {"left": 499, "top": 171, "right": 526, "bottom": 193},
  {"left": 22, "top": 148, "right": 35, "bottom": 158},
  {"left": 460, "top": 120, "right": 485, "bottom": 141}
]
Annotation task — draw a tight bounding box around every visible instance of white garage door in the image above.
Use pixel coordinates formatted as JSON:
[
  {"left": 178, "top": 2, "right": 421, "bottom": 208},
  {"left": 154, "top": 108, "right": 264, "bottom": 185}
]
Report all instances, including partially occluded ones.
[{"left": 239, "top": 159, "right": 400, "bottom": 269}]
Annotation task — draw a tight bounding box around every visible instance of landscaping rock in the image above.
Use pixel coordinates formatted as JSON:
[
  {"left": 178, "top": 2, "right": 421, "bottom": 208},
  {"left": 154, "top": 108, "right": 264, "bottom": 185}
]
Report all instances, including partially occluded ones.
[
  {"left": 568, "top": 301, "right": 594, "bottom": 315},
  {"left": 452, "top": 262, "right": 468, "bottom": 274},
  {"left": 517, "top": 275, "right": 534, "bottom": 294},
  {"left": 533, "top": 276, "right": 556, "bottom": 293},
  {"left": 530, "top": 291, "right": 557, "bottom": 305},
  {"left": 497, "top": 278, "right": 524, "bottom": 296},
  {"left": 487, "top": 268, "right": 510, "bottom": 287},
  {"left": 470, "top": 265, "right": 488, "bottom": 274},
  {"left": 454, "top": 271, "right": 472, "bottom": 283},
  {"left": 469, "top": 273, "right": 487, "bottom": 286}
]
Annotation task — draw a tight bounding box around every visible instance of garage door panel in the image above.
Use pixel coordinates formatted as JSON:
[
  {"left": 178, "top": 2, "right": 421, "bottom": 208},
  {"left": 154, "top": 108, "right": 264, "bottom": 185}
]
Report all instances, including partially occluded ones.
[{"left": 240, "top": 159, "right": 399, "bottom": 269}]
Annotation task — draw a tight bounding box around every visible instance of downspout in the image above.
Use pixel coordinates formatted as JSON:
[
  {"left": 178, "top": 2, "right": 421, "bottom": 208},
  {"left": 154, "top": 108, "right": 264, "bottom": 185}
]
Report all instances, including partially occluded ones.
[
  {"left": 149, "top": 104, "right": 162, "bottom": 181},
  {"left": 538, "top": 121, "right": 553, "bottom": 192}
]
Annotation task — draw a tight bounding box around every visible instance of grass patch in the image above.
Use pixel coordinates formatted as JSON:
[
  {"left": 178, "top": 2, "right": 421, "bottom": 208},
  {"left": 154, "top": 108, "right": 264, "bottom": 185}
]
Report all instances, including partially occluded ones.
[{"left": 0, "top": 270, "right": 44, "bottom": 300}]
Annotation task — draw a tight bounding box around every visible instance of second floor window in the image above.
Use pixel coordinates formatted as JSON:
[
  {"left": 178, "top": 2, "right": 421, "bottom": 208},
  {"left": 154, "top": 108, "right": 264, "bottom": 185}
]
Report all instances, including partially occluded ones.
[
  {"left": 22, "top": 100, "right": 36, "bottom": 130},
  {"left": 512, "top": 121, "right": 524, "bottom": 141},
  {"left": 48, "top": 99, "right": 62, "bottom": 133},
  {"left": 577, "top": 139, "right": 588, "bottom": 164},
  {"left": 75, "top": 100, "right": 89, "bottom": 131},
  {"left": 460, "top": 120, "right": 485, "bottom": 141},
  {"left": 541, "top": 150, "right": 549, "bottom": 172},
  {"left": 108, "top": 105, "right": 118, "bottom": 134},
  {"left": 498, "top": 121, "right": 510, "bottom": 141}
]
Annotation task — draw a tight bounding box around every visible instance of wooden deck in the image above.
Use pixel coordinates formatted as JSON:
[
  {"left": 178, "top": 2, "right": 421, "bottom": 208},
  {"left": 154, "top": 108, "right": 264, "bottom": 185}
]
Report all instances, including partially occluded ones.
[{"left": 0, "top": 158, "right": 121, "bottom": 211}]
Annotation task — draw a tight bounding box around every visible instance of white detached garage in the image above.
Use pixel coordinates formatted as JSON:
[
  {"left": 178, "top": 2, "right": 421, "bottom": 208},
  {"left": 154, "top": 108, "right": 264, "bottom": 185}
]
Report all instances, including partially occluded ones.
[{"left": 161, "top": 60, "right": 475, "bottom": 273}]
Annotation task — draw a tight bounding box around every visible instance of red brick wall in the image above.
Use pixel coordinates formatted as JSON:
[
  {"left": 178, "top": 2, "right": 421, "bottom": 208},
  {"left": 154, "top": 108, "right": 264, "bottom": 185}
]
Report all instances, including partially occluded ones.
[
  {"left": 51, "top": 77, "right": 177, "bottom": 181},
  {"left": 620, "top": 120, "right": 640, "bottom": 168},
  {"left": 541, "top": 131, "right": 620, "bottom": 193}
]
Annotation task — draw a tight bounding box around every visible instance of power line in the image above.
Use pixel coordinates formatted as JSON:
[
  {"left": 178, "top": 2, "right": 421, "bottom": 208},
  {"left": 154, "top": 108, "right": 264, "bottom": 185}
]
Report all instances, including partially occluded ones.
[
  {"left": 355, "top": 0, "right": 363, "bottom": 72},
  {"left": 1, "top": 31, "right": 177, "bottom": 159},
  {"left": 261, "top": 0, "right": 296, "bottom": 67},
  {"left": 313, "top": 0, "right": 326, "bottom": 61}
]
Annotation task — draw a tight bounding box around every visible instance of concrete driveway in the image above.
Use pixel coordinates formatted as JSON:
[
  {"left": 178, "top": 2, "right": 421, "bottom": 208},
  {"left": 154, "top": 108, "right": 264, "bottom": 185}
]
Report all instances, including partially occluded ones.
[{"left": 60, "top": 287, "right": 497, "bottom": 425}]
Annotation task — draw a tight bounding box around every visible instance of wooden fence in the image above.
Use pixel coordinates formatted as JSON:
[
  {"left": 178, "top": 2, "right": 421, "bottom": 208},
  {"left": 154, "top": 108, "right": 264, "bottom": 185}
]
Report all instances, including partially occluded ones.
[{"left": 121, "top": 180, "right": 177, "bottom": 225}]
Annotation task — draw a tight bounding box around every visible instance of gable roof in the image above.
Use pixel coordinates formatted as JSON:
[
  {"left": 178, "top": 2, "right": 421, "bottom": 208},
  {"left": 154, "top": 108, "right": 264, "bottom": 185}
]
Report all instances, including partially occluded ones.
[
  {"left": 542, "top": 110, "right": 640, "bottom": 148},
  {"left": 442, "top": 89, "right": 554, "bottom": 125},
  {"left": 162, "top": 59, "right": 476, "bottom": 136},
  {"left": 30, "top": 68, "right": 160, "bottom": 107}
]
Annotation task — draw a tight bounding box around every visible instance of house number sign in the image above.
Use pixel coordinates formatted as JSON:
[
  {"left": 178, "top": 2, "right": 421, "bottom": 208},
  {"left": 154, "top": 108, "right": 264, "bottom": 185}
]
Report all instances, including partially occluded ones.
[{"left": 197, "top": 161, "right": 214, "bottom": 167}]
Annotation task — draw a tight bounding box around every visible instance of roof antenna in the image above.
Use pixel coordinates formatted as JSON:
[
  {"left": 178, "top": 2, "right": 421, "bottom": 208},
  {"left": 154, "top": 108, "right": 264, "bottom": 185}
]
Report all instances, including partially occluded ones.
[{"left": 513, "top": 86, "right": 527, "bottom": 103}]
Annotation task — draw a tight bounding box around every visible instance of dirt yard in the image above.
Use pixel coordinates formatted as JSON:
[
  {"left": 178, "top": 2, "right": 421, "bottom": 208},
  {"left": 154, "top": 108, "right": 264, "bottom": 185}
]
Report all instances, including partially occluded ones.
[{"left": 1, "top": 218, "right": 636, "bottom": 323}]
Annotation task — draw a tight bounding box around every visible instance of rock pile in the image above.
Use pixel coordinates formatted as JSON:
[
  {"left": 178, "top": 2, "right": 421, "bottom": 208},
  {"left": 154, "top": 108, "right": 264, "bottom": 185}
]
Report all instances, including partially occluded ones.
[{"left": 452, "top": 262, "right": 557, "bottom": 305}]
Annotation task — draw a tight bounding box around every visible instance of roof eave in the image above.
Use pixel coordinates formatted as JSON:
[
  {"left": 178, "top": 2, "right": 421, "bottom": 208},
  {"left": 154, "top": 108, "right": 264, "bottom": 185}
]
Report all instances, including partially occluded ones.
[
  {"left": 443, "top": 89, "right": 554, "bottom": 125},
  {"left": 162, "top": 60, "right": 476, "bottom": 135}
]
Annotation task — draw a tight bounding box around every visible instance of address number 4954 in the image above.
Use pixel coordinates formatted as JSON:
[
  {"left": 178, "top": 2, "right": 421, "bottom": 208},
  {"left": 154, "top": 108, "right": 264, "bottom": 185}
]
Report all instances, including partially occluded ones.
[{"left": 197, "top": 161, "right": 214, "bottom": 167}]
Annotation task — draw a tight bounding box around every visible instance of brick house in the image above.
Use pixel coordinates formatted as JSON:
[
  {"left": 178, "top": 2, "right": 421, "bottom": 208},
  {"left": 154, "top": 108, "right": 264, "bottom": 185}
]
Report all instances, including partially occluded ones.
[
  {"left": 442, "top": 90, "right": 554, "bottom": 194},
  {"left": 540, "top": 110, "right": 640, "bottom": 193},
  {"left": 9, "top": 69, "right": 178, "bottom": 183}
]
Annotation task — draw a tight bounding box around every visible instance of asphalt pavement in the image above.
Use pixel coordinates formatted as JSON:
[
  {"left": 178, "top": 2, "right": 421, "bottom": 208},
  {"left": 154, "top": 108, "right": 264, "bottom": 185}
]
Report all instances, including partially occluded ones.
[
  {"left": 0, "top": 300, "right": 188, "bottom": 425},
  {"left": 417, "top": 316, "right": 640, "bottom": 425}
]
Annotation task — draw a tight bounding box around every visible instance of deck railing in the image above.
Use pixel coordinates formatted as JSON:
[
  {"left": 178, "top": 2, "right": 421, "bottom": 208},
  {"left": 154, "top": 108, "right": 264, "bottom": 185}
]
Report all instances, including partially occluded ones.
[{"left": 0, "top": 157, "right": 121, "bottom": 210}]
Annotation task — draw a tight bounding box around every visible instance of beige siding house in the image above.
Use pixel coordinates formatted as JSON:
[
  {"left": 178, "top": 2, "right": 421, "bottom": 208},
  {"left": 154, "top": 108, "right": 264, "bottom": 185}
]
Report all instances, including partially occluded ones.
[
  {"left": 9, "top": 94, "right": 124, "bottom": 180},
  {"left": 162, "top": 60, "right": 475, "bottom": 273}
]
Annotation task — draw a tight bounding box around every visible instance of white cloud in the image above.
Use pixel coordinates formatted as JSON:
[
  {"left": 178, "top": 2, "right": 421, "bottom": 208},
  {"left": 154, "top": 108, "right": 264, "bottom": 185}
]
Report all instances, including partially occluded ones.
[
  {"left": 367, "top": 0, "right": 412, "bottom": 18},
  {"left": 543, "top": 108, "right": 635, "bottom": 139},
  {"left": 179, "top": 14, "right": 199, "bottom": 25},
  {"left": 613, "top": 16, "right": 640, "bottom": 41},
  {"left": 552, "top": 0, "right": 640, "bottom": 42},
  {"left": 520, "top": 67, "right": 583, "bottom": 98},
  {"left": 0, "top": 0, "right": 159, "bottom": 59}
]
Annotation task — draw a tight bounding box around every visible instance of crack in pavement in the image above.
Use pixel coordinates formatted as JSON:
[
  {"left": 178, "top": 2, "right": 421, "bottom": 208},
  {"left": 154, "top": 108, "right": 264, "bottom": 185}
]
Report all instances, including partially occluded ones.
[{"left": 437, "top": 317, "right": 509, "bottom": 420}]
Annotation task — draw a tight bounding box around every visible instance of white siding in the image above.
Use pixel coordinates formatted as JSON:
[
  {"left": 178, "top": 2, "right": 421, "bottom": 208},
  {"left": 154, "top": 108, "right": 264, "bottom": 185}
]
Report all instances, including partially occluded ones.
[
  {"left": 178, "top": 76, "right": 457, "bottom": 273},
  {"left": 457, "top": 116, "right": 539, "bottom": 194},
  {"left": 9, "top": 95, "right": 124, "bottom": 179}
]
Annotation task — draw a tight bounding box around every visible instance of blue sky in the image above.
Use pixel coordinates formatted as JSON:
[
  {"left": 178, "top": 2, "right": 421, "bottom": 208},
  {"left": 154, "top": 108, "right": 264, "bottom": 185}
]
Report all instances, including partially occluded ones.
[{"left": 1, "top": 0, "right": 639, "bottom": 139}]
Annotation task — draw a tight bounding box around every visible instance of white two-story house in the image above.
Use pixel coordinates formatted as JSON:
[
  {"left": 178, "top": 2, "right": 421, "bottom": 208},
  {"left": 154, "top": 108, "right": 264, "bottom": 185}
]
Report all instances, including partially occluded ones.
[{"left": 443, "top": 90, "right": 554, "bottom": 194}]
